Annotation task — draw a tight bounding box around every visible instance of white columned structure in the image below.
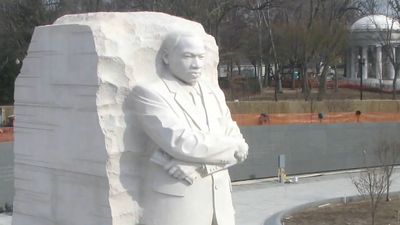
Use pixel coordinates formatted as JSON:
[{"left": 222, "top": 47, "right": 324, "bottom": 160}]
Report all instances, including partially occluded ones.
[
  {"left": 348, "top": 15, "right": 400, "bottom": 87},
  {"left": 376, "top": 46, "right": 382, "bottom": 79},
  {"left": 362, "top": 46, "right": 368, "bottom": 79}
]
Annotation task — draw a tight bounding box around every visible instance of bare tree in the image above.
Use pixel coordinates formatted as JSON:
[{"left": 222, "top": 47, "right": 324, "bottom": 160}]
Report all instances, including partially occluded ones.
[
  {"left": 352, "top": 140, "right": 400, "bottom": 225},
  {"left": 388, "top": 0, "right": 400, "bottom": 99},
  {"left": 263, "top": 3, "right": 283, "bottom": 100},
  {"left": 269, "top": 0, "right": 359, "bottom": 101},
  {"left": 376, "top": 141, "right": 400, "bottom": 202},
  {"left": 352, "top": 166, "right": 388, "bottom": 225},
  {"left": 315, "top": 0, "right": 358, "bottom": 100},
  {"left": 359, "top": 0, "right": 381, "bottom": 15}
]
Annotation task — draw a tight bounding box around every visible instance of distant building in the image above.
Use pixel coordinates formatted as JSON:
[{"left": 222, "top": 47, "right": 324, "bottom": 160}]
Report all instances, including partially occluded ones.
[
  {"left": 218, "top": 63, "right": 265, "bottom": 78},
  {"left": 346, "top": 15, "right": 400, "bottom": 89}
]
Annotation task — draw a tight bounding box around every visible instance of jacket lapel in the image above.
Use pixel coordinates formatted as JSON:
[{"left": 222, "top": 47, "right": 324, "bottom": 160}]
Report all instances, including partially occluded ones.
[
  {"left": 198, "top": 79, "right": 219, "bottom": 132},
  {"left": 162, "top": 74, "right": 207, "bottom": 130}
]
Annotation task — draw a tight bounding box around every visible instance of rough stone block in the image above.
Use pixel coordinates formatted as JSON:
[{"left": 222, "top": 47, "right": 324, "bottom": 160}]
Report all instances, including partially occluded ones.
[{"left": 13, "top": 12, "right": 218, "bottom": 225}]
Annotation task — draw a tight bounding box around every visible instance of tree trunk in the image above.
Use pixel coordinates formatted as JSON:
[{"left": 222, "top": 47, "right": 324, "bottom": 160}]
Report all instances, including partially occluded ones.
[
  {"left": 371, "top": 209, "right": 375, "bottom": 225},
  {"left": 262, "top": 62, "right": 269, "bottom": 87},
  {"left": 254, "top": 64, "right": 262, "bottom": 93},
  {"left": 263, "top": 8, "right": 281, "bottom": 94},
  {"left": 277, "top": 72, "right": 283, "bottom": 93},
  {"left": 274, "top": 63, "right": 279, "bottom": 102},
  {"left": 370, "top": 196, "right": 376, "bottom": 225},
  {"left": 386, "top": 174, "right": 390, "bottom": 201},
  {"left": 385, "top": 165, "right": 394, "bottom": 202},
  {"left": 317, "top": 63, "right": 330, "bottom": 101},
  {"left": 258, "top": 71, "right": 263, "bottom": 93},
  {"left": 302, "top": 64, "right": 310, "bottom": 100},
  {"left": 228, "top": 59, "right": 233, "bottom": 100},
  {"left": 229, "top": 58, "right": 233, "bottom": 79},
  {"left": 392, "top": 67, "right": 398, "bottom": 100},
  {"left": 291, "top": 64, "right": 295, "bottom": 90},
  {"left": 257, "top": 11, "right": 263, "bottom": 92},
  {"left": 334, "top": 66, "right": 338, "bottom": 92}
]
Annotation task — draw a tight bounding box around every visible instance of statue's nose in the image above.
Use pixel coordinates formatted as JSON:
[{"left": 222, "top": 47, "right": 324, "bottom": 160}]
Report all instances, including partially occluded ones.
[{"left": 191, "top": 57, "right": 202, "bottom": 68}]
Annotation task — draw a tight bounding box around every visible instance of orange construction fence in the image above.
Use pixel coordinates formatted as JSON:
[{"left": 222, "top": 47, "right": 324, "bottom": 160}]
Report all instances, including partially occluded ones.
[
  {"left": 1, "top": 113, "right": 400, "bottom": 142},
  {"left": 232, "top": 112, "right": 400, "bottom": 126},
  {"left": 0, "top": 127, "right": 13, "bottom": 143}
]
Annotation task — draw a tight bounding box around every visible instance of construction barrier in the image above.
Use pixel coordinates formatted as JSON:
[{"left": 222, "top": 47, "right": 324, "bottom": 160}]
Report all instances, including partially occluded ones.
[
  {"left": 232, "top": 112, "right": 400, "bottom": 126},
  {"left": 2, "top": 113, "right": 399, "bottom": 142},
  {"left": 0, "top": 128, "right": 13, "bottom": 143}
]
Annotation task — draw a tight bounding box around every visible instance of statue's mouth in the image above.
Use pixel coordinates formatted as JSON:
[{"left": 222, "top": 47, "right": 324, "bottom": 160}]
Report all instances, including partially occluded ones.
[{"left": 189, "top": 72, "right": 201, "bottom": 77}]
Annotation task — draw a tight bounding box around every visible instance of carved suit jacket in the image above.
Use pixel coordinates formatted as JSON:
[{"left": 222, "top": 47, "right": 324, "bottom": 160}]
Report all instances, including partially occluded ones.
[{"left": 132, "top": 73, "right": 245, "bottom": 196}]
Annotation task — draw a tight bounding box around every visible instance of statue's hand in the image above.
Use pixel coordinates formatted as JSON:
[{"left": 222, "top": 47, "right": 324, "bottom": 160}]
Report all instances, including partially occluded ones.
[
  {"left": 234, "top": 142, "right": 248, "bottom": 163},
  {"left": 163, "top": 160, "right": 200, "bottom": 185}
]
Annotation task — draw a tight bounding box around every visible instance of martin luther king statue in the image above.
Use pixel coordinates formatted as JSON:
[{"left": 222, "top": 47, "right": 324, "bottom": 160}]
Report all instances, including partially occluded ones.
[{"left": 132, "top": 31, "right": 249, "bottom": 225}]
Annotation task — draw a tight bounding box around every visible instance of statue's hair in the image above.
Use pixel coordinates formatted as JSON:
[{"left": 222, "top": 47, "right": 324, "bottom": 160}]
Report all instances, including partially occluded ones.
[{"left": 160, "top": 30, "right": 202, "bottom": 58}]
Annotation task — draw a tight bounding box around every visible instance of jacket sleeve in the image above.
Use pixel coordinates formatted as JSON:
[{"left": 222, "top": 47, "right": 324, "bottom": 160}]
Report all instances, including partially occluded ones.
[
  {"left": 202, "top": 85, "right": 248, "bottom": 175},
  {"left": 132, "top": 85, "right": 239, "bottom": 164},
  {"left": 214, "top": 86, "right": 245, "bottom": 140}
]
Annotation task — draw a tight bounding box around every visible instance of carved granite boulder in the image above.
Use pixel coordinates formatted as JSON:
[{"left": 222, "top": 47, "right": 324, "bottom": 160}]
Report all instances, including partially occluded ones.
[{"left": 13, "top": 12, "right": 218, "bottom": 225}]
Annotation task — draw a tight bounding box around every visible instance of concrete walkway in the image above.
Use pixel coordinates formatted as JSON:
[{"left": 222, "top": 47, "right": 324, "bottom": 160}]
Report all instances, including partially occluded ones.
[
  {"left": 1, "top": 169, "right": 400, "bottom": 225},
  {"left": 233, "top": 169, "right": 400, "bottom": 225},
  {"left": 0, "top": 214, "right": 11, "bottom": 225}
]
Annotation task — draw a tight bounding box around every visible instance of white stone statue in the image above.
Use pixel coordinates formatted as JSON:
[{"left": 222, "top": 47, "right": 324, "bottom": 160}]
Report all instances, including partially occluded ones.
[
  {"left": 133, "top": 31, "right": 248, "bottom": 225},
  {"left": 12, "top": 12, "right": 247, "bottom": 225}
]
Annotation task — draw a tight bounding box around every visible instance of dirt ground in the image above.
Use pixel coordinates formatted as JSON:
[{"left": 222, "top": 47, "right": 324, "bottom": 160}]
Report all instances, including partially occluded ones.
[
  {"left": 225, "top": 87, "right": 396, "bottom": 101},
  {"left": 282, "top": 198, "right": 400, "bottom": 225}
]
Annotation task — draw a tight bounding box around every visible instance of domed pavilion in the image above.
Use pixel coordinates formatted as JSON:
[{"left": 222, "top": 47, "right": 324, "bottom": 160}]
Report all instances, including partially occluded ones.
[{"left": 346, "top": 15, "right": 400, "bottom": 85}]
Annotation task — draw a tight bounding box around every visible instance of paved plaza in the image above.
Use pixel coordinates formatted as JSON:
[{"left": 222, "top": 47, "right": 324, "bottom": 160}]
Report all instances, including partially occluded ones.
[
  {"left": 233, "top": 169, "right": 400, "bottom": 225},
  {"left": 1, "top": 169, "right": 400, "bottom": 225},
  {"left": 0, "top": 214, "right": 10, "bottom": 225}
]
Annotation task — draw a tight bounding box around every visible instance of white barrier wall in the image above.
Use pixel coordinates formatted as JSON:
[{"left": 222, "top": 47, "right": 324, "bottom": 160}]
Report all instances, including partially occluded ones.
[
  {"left": 0, "top": 143, "right": 13, "bottom": 208},
  {"left": 3, "top": 123, "right": 400, "bottom": 209},
  {"left": 230, "top": 122, "right": 400, "bottom": 180}
]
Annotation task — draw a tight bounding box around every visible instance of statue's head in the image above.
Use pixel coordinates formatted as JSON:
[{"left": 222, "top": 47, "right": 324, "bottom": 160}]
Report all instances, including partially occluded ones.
[{"left": 161, "top": 31, "right": 206, "bottom": 85}]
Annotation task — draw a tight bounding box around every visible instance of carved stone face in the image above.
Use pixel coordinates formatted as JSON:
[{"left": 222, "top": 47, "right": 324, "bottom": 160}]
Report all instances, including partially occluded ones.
[{"left": 164, "top": 36, "right": 206, "bottom": 85}]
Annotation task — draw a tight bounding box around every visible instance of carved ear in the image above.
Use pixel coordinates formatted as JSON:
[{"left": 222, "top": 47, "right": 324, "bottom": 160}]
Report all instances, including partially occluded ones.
[{"left": 162, "top": 51, "right": 169, "bottom": 65}]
